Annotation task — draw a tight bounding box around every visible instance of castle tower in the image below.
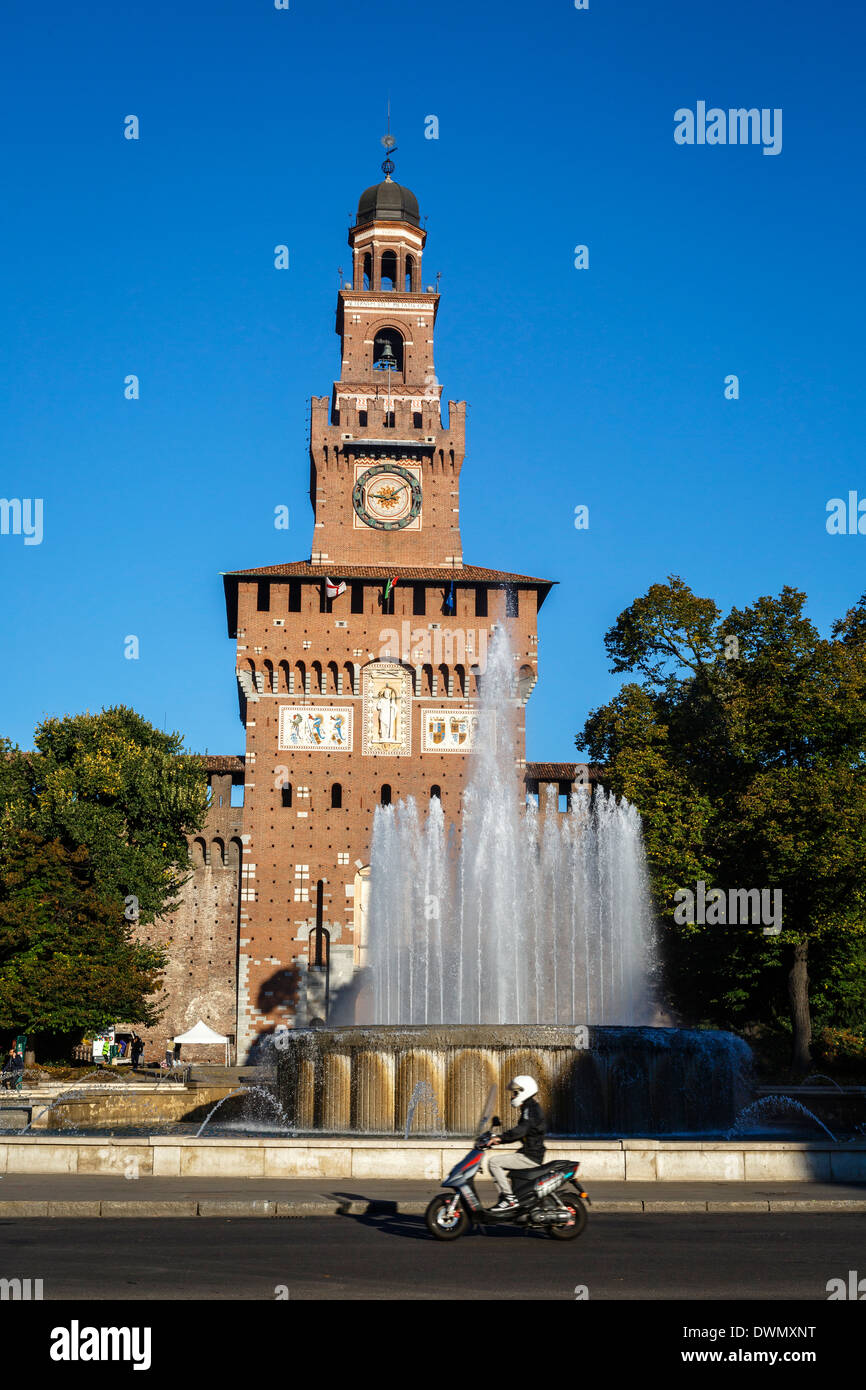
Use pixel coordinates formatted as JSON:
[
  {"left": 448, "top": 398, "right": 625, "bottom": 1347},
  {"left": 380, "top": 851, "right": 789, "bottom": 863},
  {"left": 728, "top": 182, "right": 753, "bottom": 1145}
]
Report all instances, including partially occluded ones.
[{"left": 224, "top": 154, "right": 553, "bottom": 1056}]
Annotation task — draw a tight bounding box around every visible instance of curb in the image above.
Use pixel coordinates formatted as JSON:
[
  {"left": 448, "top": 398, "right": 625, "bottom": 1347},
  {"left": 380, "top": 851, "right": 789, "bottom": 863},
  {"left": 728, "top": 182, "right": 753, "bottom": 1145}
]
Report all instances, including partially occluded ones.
[{"left": 3, "top": 1198, "right": 866, "bottom": 1218}]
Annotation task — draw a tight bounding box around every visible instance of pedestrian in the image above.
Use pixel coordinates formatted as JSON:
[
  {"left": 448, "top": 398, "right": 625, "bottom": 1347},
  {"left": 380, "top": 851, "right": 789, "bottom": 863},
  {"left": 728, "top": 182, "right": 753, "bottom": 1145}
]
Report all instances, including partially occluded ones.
[
  {"left": 130, "top": 1034, "right": 144, "bottom": 1070},
  {"left": 1, "top": 1047, "right": 16, "bottom": 1091}
]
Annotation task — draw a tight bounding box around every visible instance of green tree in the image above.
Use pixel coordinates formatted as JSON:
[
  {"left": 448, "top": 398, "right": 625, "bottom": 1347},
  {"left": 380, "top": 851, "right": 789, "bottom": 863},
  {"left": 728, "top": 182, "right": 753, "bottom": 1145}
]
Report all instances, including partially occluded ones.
[
  {"left": 581, "top": 578, "right": 866, "bottom": 1070},
  {"left": 0, "top": 832, "right": 167, "bottom": 1034},
  {"left": 0, "top": 706, "right": 208, "bottom": 923}
]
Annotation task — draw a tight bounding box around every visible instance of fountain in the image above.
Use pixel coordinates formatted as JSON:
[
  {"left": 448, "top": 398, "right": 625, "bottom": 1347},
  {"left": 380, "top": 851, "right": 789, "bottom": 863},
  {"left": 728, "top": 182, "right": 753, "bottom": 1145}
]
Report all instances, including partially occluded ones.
[
  {"left": 195, "top": 1085, "right": 292, "bottom": 1138},
  {"left": 403, "top": 1080, "right": 446, "bottom": 1139},
  {"left": 728, "top": 1096, "right": 838, "bottom": 1143},
  {"left": 276, "top": 630, "right": 752, "bottom": 1136}
]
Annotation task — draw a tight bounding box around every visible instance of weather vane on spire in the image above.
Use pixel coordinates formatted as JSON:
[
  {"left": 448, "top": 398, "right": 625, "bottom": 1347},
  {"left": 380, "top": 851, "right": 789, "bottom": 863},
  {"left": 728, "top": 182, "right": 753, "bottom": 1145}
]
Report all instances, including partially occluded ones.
[{"left": 381, "top": 97, "right": 397, "bottom": 179}]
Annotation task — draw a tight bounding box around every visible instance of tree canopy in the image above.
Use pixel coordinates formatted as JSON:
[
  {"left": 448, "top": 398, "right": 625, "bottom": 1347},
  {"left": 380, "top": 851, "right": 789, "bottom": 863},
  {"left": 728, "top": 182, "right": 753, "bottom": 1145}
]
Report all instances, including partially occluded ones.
[
  {"left": 0, "top": 833, "right": 167, "bottom": 1034},
  {"left": 0, "top": 705, "right": 208, "bottom": 924},
  {"left": 580, "top": 579, "right": 866, "bottom": 1069},
  {"left": 0, "top": 706, "right": 208, "bottom": 1039}
]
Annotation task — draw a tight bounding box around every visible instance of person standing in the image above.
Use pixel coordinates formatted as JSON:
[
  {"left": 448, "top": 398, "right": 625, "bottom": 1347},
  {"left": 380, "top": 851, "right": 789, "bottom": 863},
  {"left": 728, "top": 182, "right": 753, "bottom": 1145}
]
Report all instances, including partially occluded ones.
[{"left": 1, "top": 1047, "right": 16, "bottom": 1090}]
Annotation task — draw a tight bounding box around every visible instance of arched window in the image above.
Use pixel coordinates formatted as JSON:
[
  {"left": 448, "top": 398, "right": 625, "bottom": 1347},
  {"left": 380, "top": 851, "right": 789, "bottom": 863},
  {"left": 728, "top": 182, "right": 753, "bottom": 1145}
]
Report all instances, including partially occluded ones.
[
  {"left": 373, "top": 327, "right": 404, "bottom": 373},
  {"left": 331, "top": 782, "right": 342, "bottom": 809},
  {"left": 380, "top": 784, "right": 392, "bottom": 806},
  {"left": 363, "top": 252, "right": 371, "bottom": 290},
  {"left": 279, "top": 659, "right": 291, "bottom": 693},
  {"left": 422, "top": 663, "right": 434, "bottom": 697},
  {"left": 430, "top": 785, "right": 441, "bottom": 801},
  {"left": 517, "top": 664, "right": 534, "bottom": 703},
  {"left": 405, "top": 255, "right": 415, "bottom": 291},
  {"left": 309, "top": 922, "right": 330, "bottom": 969},
  {"left": 192, "top": 837, "right": 206, "bottom": 868},
  {"left": 264, "top": 659, "right": 275, "bottom": 693},
  {"left": 211, "top": 838, "right": 225, "bottom": 867},
  {"left": 281, "top": 783, "right": 292, "bottom": 808},
  {"left": 438, "top": 663, "right": 449, "bottom": 697},
  {"left": 312, "top": 660, "right": 323, "bottom": 693},
  {"left": 381, "top": 250, "right": 397, "bottom": 290},
  {"left": 328, "top": 660, "right": 339, "bottom": 694},
  {"left": 344, "top": 661, "right": 356, "bottom": 695},
  {"left": 295, "top": 659, "right": 306, "bottom": 694},
  {"left": 228, "top": 837, "right": 242, "bottom": 870},
  {"left": 470, "top": 665, "right": 482, "bottom": 698},
  {"left": 454, "top": 663, "right": 466, "bottom": 698}
]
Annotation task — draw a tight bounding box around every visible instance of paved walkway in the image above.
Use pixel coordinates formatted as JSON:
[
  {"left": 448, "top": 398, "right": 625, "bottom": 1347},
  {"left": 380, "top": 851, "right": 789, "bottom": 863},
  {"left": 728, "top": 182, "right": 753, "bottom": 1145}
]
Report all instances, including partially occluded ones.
[{"left": 0, "top": 1174, "right": 865, "bottom": 1216}]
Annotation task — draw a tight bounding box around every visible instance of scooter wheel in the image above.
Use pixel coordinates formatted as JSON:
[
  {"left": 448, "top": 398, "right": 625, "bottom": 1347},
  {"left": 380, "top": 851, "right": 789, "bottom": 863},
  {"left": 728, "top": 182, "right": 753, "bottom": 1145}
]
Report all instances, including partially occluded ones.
[
  {"left": 425, "top": 1194, "right": 469, "bottom": 1241},
  {"left": 548, "top": 1197, "right": 587, "bottom": 1240}
]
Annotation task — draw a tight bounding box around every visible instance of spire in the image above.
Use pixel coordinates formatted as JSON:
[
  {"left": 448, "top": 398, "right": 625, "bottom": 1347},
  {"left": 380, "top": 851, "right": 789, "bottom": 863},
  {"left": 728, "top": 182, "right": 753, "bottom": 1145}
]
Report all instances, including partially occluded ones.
[{"left": 381, "top": 99, "right": 396, "bottom": 181}]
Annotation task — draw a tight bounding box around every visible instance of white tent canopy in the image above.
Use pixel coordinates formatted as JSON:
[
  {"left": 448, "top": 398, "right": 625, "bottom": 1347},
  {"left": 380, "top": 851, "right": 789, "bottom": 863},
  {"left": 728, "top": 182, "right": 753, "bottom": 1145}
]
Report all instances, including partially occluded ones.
[{"left": 172, "top": 1019, "right": 230, "bottom": 1065}]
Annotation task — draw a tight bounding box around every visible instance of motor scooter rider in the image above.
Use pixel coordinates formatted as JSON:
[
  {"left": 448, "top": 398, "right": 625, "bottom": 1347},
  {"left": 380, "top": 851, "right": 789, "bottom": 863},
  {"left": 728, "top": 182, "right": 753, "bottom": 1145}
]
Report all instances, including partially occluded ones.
[{"left": 487, "top": 1075, "right": 546, "bottom": 1212}]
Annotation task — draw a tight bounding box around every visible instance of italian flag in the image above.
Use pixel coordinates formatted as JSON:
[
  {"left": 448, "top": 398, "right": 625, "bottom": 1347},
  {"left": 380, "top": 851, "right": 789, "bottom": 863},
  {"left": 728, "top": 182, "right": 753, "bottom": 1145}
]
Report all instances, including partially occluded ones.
[
  {"left": 326, "top": 577, "right": 346, "bottom": 599},
  {"left": 384, "top": 575, "right": 399, "bottom": 602}
]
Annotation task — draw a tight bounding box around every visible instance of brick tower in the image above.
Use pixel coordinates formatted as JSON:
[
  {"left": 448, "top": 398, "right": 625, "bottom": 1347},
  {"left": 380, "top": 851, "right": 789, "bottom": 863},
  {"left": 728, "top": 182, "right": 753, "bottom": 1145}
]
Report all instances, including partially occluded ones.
[{"left": 224, "top": 156, "right": 554, "bottom": 1057}]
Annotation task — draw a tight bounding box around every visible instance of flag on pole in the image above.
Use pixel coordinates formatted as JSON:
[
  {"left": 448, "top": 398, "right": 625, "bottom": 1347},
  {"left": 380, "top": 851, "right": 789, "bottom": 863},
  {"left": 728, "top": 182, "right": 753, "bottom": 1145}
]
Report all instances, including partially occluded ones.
[
  {"left": 326, "top": 578, "right": 346, "bottom": 599},
  {"left": 444, "top": 582, "right": 455, "bottom": 613},
  {"left": 383, "top": 575, "right": 399, "bottom": 603}
]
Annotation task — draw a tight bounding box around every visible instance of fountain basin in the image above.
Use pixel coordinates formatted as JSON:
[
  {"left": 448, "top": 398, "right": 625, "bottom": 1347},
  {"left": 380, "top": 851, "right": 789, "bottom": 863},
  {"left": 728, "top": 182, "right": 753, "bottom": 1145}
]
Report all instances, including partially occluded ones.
[
  {"left": 0, "top": 1135, "right": 864, "bottom": 1182},
  {"left": 275, "top": 1024, "right": 752, "bottom": 1136}
]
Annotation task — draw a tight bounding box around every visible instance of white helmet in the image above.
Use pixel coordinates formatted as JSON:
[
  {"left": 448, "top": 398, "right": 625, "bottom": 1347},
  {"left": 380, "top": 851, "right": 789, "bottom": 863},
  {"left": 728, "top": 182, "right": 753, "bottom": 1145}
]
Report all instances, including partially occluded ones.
[{"left": 507, "top": 1075, "right": 538, "bottom": 1109}]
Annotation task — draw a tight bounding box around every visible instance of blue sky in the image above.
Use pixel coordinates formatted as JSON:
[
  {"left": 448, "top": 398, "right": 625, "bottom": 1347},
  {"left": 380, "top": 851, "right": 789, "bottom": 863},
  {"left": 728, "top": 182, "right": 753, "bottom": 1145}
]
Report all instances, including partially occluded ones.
[{"left": 1, "top": 0, "right": 865, "bottom": 763}]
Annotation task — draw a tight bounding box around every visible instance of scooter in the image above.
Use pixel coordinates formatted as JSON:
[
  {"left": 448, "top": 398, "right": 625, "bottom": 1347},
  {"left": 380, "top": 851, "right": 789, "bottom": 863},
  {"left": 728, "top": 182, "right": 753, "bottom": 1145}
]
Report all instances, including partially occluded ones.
[{"left": 424, "top": 1109, "right": 589, "bottom": 1242}]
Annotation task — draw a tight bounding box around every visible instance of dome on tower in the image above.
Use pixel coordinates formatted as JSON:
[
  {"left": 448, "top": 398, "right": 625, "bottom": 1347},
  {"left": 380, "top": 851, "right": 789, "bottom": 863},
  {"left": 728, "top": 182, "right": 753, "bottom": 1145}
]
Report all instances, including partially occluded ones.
[{"left": 356, "top": 179, "right": 420, "bottom": 229}]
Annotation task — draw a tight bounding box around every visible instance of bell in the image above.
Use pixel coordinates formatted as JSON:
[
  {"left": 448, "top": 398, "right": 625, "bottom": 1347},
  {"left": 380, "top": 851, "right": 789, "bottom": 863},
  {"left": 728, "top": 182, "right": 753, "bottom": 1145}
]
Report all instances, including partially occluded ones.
[{"left": 375, "top": 338, "right": 397, "bottom": 369}]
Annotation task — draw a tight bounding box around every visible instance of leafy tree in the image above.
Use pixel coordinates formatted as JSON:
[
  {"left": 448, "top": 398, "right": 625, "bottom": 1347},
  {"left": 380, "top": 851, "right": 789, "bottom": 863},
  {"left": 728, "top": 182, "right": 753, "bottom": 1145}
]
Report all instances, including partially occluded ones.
[
  {"left": 0, "top": 833, "right": 167, "bottom": 1034},
  {"left": 0, "top": 706, "right": 208, "bottom": 923},
  {"left": 581, "top": 578, "right": 866, "bottom": 1070}
]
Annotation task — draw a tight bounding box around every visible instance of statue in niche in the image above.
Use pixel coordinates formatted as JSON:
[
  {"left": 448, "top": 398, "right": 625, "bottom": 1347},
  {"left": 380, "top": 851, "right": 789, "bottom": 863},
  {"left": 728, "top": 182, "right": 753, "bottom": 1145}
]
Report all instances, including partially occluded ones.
[{"left": 375, "top": 685, "right": 398, "bottom": 743}]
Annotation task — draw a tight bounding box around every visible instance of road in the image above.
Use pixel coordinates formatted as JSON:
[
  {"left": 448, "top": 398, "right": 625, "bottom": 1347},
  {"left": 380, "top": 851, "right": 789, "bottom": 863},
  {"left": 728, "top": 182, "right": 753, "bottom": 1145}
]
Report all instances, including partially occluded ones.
[{"left": 1, "top": 1213, "right": 863, "bottom": 1300}]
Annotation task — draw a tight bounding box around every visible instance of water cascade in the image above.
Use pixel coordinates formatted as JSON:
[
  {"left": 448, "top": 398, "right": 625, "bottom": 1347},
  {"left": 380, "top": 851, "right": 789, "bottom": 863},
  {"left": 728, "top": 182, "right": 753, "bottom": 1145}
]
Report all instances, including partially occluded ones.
[{"left": 367, "top": 629, "right": 658, "bottom": 1026}]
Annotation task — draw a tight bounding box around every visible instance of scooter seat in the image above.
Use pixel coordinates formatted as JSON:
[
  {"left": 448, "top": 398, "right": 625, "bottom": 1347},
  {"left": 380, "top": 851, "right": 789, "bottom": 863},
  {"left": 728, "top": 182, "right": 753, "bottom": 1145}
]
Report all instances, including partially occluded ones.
[{"left": 514, "top": 1160, "right": 575, "bottom": 1184}]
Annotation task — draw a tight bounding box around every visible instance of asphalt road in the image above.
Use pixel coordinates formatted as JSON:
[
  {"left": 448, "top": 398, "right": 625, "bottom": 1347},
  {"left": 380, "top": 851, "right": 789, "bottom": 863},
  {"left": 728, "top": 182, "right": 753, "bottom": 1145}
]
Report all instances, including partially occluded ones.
[{"left": 1, "top": 1213, "right": 863, "bottom": 1300}]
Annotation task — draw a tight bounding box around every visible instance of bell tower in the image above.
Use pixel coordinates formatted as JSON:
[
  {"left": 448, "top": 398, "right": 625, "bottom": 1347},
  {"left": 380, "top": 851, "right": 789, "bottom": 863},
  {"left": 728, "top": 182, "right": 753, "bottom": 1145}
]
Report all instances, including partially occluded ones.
[
  {"left": 309, "top": 143, "right": 466, "bottom": 568},
  {"left": 222, "top": 143, "right": 553, "bottom": 1054}
]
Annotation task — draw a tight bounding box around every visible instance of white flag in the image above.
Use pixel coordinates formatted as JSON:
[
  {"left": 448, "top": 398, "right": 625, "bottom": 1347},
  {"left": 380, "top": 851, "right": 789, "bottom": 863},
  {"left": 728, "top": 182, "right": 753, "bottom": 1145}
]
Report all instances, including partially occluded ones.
[{"left": 326, "top": 577, "right": 346, "bottom": 599}]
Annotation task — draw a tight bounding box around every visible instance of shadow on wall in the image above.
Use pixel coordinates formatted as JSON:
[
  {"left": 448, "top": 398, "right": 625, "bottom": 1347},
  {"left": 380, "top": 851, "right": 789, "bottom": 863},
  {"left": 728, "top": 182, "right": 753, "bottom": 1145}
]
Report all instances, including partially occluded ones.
[
  {"left": 327, "top": 968, "right": 373, "bottom": 1026},
  {"left": 245, "top": 966, "right": 301, "bottom": 1061},
  {"left": 244, "top": 965, "right": 373, "bottom": 1061}
]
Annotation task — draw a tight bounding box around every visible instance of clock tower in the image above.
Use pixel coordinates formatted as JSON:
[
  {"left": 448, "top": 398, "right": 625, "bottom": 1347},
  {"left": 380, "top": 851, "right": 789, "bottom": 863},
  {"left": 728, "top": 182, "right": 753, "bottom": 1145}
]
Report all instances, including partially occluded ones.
[
  {"left": 222, "top": 153, "right": 553, "bottom": 1055},
  {"left": 310, "top": 160, "right": 465, "bottom": 568}
]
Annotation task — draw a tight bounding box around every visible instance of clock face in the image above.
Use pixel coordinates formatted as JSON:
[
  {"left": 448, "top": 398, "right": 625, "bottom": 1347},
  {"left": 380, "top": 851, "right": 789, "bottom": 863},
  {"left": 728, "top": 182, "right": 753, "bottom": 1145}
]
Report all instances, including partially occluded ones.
[{"left": 352, "top": 463, "right": 422, "bottom": 531}]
